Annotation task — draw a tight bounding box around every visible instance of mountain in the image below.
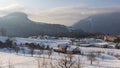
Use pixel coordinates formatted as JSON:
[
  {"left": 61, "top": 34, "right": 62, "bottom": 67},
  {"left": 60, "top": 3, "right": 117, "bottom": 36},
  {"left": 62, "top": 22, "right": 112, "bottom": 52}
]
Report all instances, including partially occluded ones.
[
  {"left": 0, "top": 12, "right": 69, "bottom": 37},
  {"left": 73, "top": 12, "right": 120, "bottom": 34}
]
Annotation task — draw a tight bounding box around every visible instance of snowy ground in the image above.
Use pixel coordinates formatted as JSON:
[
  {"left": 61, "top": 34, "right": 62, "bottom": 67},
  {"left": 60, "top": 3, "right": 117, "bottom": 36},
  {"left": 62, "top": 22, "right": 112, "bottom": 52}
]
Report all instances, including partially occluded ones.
[
  {"left": 0, "top": 36, "right": 120, "bottom": 68},
  {"left": 0, "top": 49, "right": 119, "bottom": 68},
  {"left": 80, "top": 47, "right": 120, "bottom": 56}
]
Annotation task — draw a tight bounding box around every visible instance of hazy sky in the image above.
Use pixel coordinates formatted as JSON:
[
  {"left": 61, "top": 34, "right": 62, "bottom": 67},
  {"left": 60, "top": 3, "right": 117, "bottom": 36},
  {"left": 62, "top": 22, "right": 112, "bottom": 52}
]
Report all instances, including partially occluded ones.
[{"left": 0, "top": 0, "right": 120, "bottom": 26}]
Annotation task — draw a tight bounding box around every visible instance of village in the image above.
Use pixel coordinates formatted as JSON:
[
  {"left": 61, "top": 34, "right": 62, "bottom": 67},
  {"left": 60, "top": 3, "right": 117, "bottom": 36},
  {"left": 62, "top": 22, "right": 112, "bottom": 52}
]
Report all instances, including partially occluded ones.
[
  {"left": 0, "top": 35, "right": 119, "bottom": 68},
  {"left": 0, "top": 34, "right": 120, "bottom": 55}
]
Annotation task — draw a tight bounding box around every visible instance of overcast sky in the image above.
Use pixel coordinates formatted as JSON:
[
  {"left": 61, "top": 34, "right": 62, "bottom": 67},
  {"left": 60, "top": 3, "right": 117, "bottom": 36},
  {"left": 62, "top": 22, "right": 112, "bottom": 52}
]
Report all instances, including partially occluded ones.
[{"left": 0, "top": 0, "right": 120, "bottom": 26}]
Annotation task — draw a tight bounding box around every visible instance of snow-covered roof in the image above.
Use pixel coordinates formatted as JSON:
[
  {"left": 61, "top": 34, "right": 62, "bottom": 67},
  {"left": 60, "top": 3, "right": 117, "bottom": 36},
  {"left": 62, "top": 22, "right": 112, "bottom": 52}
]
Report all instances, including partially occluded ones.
[
  {"left": 58, "top": 44, "right": 70, "bottom": 48},
  {"left": 67, "top": 46, "right": 81, "bottom": 51}
]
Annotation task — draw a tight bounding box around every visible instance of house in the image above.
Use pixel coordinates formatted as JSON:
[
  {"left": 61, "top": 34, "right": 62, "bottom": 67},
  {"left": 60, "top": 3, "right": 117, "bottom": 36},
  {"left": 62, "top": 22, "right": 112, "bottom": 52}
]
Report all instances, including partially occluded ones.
[
  {"left": 54, "top": 44, "right": 70, "bottom": 53},
  {"left": 67, "top": 46, "right": 81, "bottom": 54},
  {"left": 57, "top": 45, "right": 63, "bottom": 52},
  {"left": 104, "top": 35, "right": 118, "bottom": 42},
  {"left": 55, "top": 44, "right": 81, "bottom": 54}
]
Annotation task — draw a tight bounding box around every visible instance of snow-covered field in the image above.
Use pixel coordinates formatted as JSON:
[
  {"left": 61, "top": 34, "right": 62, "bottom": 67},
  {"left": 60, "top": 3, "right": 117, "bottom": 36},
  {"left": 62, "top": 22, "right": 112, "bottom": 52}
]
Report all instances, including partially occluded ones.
[
  {"left": 0, "top": 36, "right": 120, "bottom": 68},
  {"left": 0, "top": 51, "right": 120, "bottom": 68}
]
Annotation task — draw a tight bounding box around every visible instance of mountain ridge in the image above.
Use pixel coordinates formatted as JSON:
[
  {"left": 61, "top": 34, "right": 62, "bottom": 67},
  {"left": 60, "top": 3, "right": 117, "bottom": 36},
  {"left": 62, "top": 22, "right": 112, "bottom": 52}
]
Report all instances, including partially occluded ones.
[
  {"left": 73, "top": 12, "right": 120, "bottom": 34},
  {"left": 0, "top": 12, "right": 69, "bottom": 37}
]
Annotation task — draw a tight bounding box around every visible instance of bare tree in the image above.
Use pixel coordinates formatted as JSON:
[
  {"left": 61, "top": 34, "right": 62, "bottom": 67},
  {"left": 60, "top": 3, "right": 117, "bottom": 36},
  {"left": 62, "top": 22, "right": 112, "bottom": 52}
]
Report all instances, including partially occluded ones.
[
  {"left": 41, "top": 50, "right": 47, "bottom": 68},
  {"left": 27, "top": 43, "right": 35, "bottom": 57},
  {"left": 70, "top": 39, "right": 75, "bottom": 45},
  {"left": 29, "top": 47, "right": 34, "bottom": 57},
  {"left": 37, "top": 58, "right": 41, "bottom": 68},
  {"left": 21, "top": 47, "right": 26, "bottom": 56},
  {"left": 57, "top": 53, "right": 75, "bottom": 68},
  {"left": 13, "top": 43, "right": 20, "bottom": 55},
  {"left": 0, "top": 59, "right": 2, "bottom": 68},
  {"left": 50, "top": 60, "right": 54, "bottom": 68},
  {"left": 15, "top": 47, "right": 20, "bottom": 55},
  {"left": 87, "top": 52, "right": 96, "bottom": 65},
  {"left": 39, "top": 48, "right": 43, "bottom": 57},
  {"left": 48, "top": 48, "right": 53, "bottom": 58},
  {"left": 74, "top": 56, "right": 83, "bottom": 68},
  {"left": 114, "top": 37, "right": 120, "bottom": 49},
  {"left": 8, "top": 60, "right": 14, "bottom": 68},
  {"left": 49, "top": 48, "right": 54, "bottom": 68},
  {"left": 96, "top": 51, "right": 101, "bottom": 68},
  {"left": 96, "top": 60, "right": 100, "bottom": 68}
]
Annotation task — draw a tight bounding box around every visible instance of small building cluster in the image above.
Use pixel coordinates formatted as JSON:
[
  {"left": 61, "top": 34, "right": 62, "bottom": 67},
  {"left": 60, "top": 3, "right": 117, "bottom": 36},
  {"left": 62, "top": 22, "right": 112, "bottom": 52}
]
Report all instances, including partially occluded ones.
[{"left": 54, "top": 44, "right": 81, "bottom": 54}]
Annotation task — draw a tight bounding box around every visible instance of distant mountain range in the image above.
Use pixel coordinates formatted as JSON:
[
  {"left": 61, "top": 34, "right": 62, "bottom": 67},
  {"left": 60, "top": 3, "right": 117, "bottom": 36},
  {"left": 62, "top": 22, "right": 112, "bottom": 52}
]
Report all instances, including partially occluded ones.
[
  {"left": 0, "top": 12, "right": 69, "bottom": 37},
  {"left": 1, "top": 12, "right": 120, "bottom": 37},
  {"left": 73, "top": 12, "right": 120, "bottom": 34}
]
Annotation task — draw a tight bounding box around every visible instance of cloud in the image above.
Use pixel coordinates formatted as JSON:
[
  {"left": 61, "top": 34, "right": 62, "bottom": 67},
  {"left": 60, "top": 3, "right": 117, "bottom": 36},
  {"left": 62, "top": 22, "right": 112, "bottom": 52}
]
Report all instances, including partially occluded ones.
[
  {"left": 0, "top": 3, "right": 120, "bottom": 26},
  {"left": 0, "top": 3, "right": 24, "bottom": 16},
  {"left": 0, "top": 3, "right": 23, "bottom": 11},
  {"left": 28, "top": 5, "right": 120, "bottom": 26}
]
